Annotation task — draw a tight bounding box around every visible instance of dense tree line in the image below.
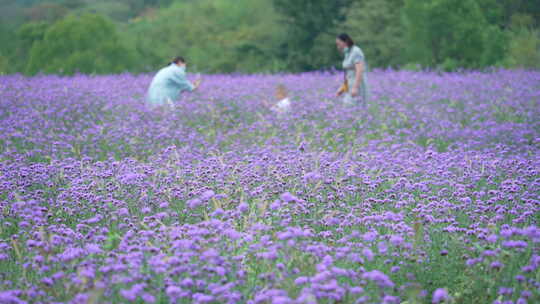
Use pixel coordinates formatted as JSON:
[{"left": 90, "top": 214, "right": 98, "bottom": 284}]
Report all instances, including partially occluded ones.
[{"left": 0, "top": 0, "right": 538, "bottom": 75}]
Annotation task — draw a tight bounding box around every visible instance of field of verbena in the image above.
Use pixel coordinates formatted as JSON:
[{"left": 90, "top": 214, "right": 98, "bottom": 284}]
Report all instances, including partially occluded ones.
[{"left": 0, "top": 70, "right": 539, "bottom": 304}]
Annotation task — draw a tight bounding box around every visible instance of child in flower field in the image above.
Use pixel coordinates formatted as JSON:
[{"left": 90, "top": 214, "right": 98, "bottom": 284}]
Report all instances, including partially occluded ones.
[{"left": 263, "top": 84, "right": 291, "bottom": 114}]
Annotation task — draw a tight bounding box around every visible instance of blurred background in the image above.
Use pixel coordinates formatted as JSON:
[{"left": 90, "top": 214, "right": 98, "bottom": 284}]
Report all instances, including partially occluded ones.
[{"left": 0, "top": 0, "right": 539, "bottom": 75}]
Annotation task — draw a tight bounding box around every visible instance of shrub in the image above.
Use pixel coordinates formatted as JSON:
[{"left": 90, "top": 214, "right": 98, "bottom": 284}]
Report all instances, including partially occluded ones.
[
  {"left": 26, "top": 14, "right": 136, "bottom": 75},
  {"left": 504, "top": 27, "right": 540, "bottom": 69}
]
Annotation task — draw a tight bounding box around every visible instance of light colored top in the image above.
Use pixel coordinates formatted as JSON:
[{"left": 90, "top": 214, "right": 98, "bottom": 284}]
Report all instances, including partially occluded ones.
[
  {"left": 271, "top": 98, "right": 291, "bottom": 113},
  {"left": 146, "top": 64, "right": 194, "bottom": 106},
  {"left": 342, "top": 45, "right": 369, "bottom": 101}
]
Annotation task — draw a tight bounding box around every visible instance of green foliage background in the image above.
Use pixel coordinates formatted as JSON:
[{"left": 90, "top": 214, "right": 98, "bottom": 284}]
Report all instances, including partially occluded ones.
[
  {"left": 25, "top": 14, "right": 136, "bottom": 75},
  {"left": 0, "top": 0, "right": 539, "bottom": 74}
]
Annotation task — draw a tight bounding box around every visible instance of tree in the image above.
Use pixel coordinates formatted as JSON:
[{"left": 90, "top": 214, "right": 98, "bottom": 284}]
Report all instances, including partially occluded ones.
[
  {"left": 403, "top": 0, "right": 491, "bottom": 69},
  {"left": 124, "top": 0, "right": 173, "bottom": 15},
  {"left": 15, "top": 21, "right": 50, "bottom": 71},
  {"left": 17, "top": 22, "right": 49, "bottom": 50},
  {"left": 125, "top": 0, "right": 286, "bottom": 73},
  {"left": 0, "top": 53, "right": 8, "bottom": 74},
  {"left": 82, "top": 2, "right": 133, "bottom": 22},
  {"left": 24, "top": 2, "right": 68, "bottom": 23},
  {"left": 500, "top": 0, "right": 540, "bottom": 28},
  {"left": 0, "top": 21, "right": 21, "bottom": 73},
  {"left": 272, "top": 0, "right": 354, "bottom": 71},
  {"left": 343, "top": 0, "right": 406, "bottom": 68},
  {"left": 504, "top": 27, "right": 540, "bottom": 69},
  {"left": 26, "top": 14, "right": 136, "bottom": 75},
  {"left": 476, "top": 0, "right": 540, "bottom": 28}
]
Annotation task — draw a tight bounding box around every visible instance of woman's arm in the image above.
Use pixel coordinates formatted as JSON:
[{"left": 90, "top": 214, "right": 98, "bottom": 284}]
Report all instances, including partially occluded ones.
[
  {"left": 171, "top": 69, "right": 195, "bottom": 91},
  {"left": 351, "top": 61, "right": 364, "bottom": 97},
  {"left": 192, "top": 79, "right": 201, "bottom": 91}
]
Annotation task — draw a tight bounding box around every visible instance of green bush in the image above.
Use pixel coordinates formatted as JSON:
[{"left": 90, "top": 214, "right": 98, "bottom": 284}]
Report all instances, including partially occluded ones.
[
  {"left": 344, "top": 0, "right": 406, "bottom": 68},
  {"left": 17, "top": 22, "right": 49, "bottom": 52},
  {"left": 26, "top": 14, "right": 136, "bottom": 75},
  {"left": 402, "top": 62, "right": 423, "bottom": 71},
  {"left": 403, "top": 0, "right": 489, "bottom": 69},
  {"left": 271, "top": 0, "right": 354, "bottom": 71},
  {"left": 23, "top": 2, "right": 68, "bottom": 23},
  {"left": 480, "top": 25, "right": 507, "bottom": 67},
  {"left": 0, "top": 22, "right": 19, "bottom": 73},
  {"left": 439, "top": 57, "right": 460, "bottom": 72},
  {"left": 0, "top": 54, "right": 8, "bottom": 74},
  {"left": 504, "top": 27, "right": 540, "bottom": 69},
  {"left": 125, "top": 0, "right": 286, "bottom": 73},
  {"left": 80, "top": 2, "right": 133, "bottom": 22}
]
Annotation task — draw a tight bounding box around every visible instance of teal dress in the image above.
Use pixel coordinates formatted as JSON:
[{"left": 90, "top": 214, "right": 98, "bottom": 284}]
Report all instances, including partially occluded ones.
[
  {"left": 342, "top": 45, "right": 369, "bottom": 104},
  {"left": 146, "top": 64, "right": 194, "bottom": 106}
]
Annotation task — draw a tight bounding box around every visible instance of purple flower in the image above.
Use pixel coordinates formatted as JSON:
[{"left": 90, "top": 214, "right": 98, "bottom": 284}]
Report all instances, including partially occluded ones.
[
  {"left": 363, "top": 232, "right": 377, "bottom": 242},
  {"left": 521, "top": 290, "right": 532, "bottom": 298},
  {"left": 269, "top": 200, "right": 281, "bottom": 210},
  {"left": 187, "top": 198, "right": 203, "bottom": 209},
  {"left": 0, "top": 291, "right": 26, "bottom": 304},
  {"left": 377, "top": 242, "right": 388, "bottom": 254},
  {"left": 120, "top": 289, "right": 137, "bottom": 301},
  {"left": 349, "top": 286, "right": 364, "bottom": 294},
  {"left": 502, "top": 240, "right": 528, "bottom": 249},
  {"left": 294, "top": 276, "right": 309, "bottom": 285},
  {"left": 71, "top": 293, "right": 89, "bottom": 304},
  {"left": 303, "top": 171, "right": 322, "bottom": 183},
  {"left": 211, "top": 208, "right": 224, "bottom": 217},
  {"left": 498, "top": 287, "right": 513, "bottom": 296},
  {"left": 515, "top": 275, "right": 526, "bottom": 282},
  {"left": 362, "top": 270, "right": 394, "bottom": 288},
  {"left": 432, "top": 288, "right": 449, "bottom": 303},
  {"left": 85, "top": 243, "right": 102, "bottom": 255},
  {"left": 141, "top": 293, "right": 156, "bottom": 303},
  {"left": 200, "top": 190, "right": 215, "bottom": 201},
  {"left": 486, "top": 234, "right": 498, "bottom": 243},
  {"left": 272, "top": 296, "right": 293, "bottom": 304},
  {"left": 238, "top": 202, "right": 249, "bottom": 213},
  {"left": 362, "top": 248, "right": 374, "bottom": 261},
  {"left": 41, "top": 278, "right": 54, "bottom": 286},
  {"left": 383, "top": 295, "right": 400, "bottom": 304},
  {"left": 166, "top": 286, "right": 182, "bottom": 298},
  {"left": 389, "top": 235, "right": 404, "bottom": 246},
  {"left": 180, "top": 278, "right": 194, "bottom": 288},
  {"left": 490, "top": 261, "right": 503, "bottom": 270},
  {"left": 58, "top": 247, "right": 84, "bottom": 263},
  {"left": 192, "top": 293, "right": 214, "bottom": 303},
  {"left": 117, "top": 208, "right": 129, "bottom": 217},
  {"left": 280, "top": 192, "right": 298, "bottom": 203}
]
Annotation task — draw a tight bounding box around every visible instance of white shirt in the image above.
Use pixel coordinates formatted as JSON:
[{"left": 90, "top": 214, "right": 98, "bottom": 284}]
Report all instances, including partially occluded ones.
[{"left": 271, "top": 98, "right": 291, "bottom": 113}]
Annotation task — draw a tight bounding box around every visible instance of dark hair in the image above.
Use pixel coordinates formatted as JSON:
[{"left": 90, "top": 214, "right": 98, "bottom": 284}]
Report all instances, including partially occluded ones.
[
  {"left": 170, "top": 56, "right": 186, "bottom": 65},
  {"left": 337, "top": 33, "right": 354, "bottom": 47}
]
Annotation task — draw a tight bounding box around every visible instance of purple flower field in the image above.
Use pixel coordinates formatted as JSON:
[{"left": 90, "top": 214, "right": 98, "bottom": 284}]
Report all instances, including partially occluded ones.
[{"left": 0, "top": 70, "right": 539, "bottom": 304}]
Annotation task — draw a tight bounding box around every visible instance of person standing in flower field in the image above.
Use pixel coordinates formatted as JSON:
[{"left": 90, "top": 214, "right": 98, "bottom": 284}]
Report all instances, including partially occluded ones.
[
  {"left": 335, "top": 33, "right": 369, "bottom": 105},
  {"left": 146, "top": 56, "right": 201, "bottom": 107}
]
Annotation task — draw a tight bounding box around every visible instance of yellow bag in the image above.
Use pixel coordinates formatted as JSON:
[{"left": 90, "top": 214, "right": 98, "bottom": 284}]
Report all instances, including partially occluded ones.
[{"left": 337, "top": 80, "right": 349, "bottom": 95}]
